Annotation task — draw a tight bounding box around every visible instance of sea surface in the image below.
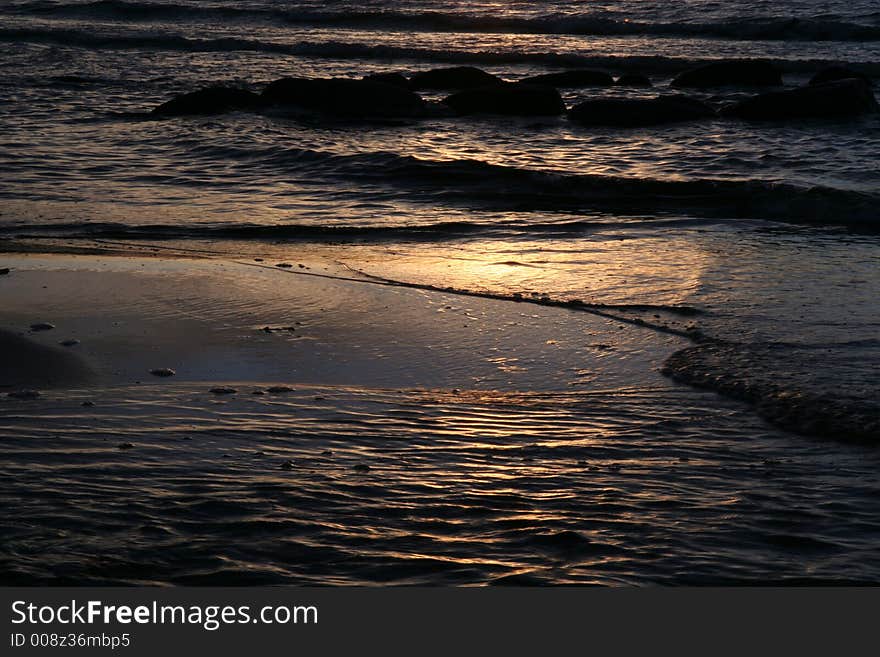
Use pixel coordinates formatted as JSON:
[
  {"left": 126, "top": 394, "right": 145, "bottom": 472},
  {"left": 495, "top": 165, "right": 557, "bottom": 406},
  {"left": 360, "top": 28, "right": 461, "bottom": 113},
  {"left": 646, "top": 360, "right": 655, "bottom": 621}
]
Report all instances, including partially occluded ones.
[{"left": 1, "top": 0, "right": 879, "bottom": 584}]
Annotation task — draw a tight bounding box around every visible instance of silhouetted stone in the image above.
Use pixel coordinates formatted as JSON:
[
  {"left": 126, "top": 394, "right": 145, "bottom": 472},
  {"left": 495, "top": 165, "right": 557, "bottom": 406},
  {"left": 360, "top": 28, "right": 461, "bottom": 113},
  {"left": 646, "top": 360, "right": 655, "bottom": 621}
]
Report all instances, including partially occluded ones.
[
  {"left": 568, "top": 95, "right": 716, "bottom": 127},
  {"left": 809, "top": 66, "right": 872, "bottom": 87},
  {"left": 261, "top": 77, "right": 426, "bottom": 118},
  {"left": 149, "top": 368, "right": 176, "bottom": 377},
  {"left": 7, "top": 390, "right": 40, "bottom": 400},
  {"left": 671, "top": 61, "right": 783, "bottom": 88},
  {"left": 722, "top": 79, "right": 879, "bottom": 120},
  {"left": 616, "top": 74, "right": 652, "bottom": 87},
  {"left": 152, "top": 86, "right": 261, "bottom": 116},
  {"left": 443, "top": 83, "right": 565, "bottom": 116},
  {"left": 0, "top": 268, "right": 9, "bottom": 275},
  {"left": 409, "top": 66, "right": 503, "bottom": 90},
  {"left": 30, "top": 322, "right": 55, "bottom": 331},
  {"left": 362, "top": 72, "right": 411, "bottom": 88},
  {"left": 520, "top": 70, "right": 613, "bottom": 88}
]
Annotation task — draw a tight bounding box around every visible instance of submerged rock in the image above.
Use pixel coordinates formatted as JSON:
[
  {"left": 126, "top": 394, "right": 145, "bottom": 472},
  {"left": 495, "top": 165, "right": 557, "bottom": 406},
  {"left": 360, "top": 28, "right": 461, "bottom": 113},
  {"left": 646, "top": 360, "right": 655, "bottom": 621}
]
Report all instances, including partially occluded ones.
[
  {"left": 615, "top": 73, "right": 653, "bottom": 87},
  {"left": 59, "top": 339, "right": 80, "bottom": 347},
  {"left": 118, "top": 442, "right": 134, "bottom": 449},
  {"left": 362, "top": 72, "right": 411, "bottom": 88},
  {"left": 30, "top": 322, "right": 55, "bottom": 331},
  {"left": 520, "top": 70, "right": 613, "bottom": 88},
  {"left": 409, "top": 66, "right": 503, "bottom": 90},
  {"left": 266, "top": 386, "right": 293, "bottom": 394},
  {"left": 671, "top": 61, "right": 783, "bottom": 88},
  {"left": 210, "top": 387, "right": 237, "bottom": 395},
  {"left": 7, "top": 390, "right": 40, "bottom": 400},
  {"left": 149, "top": 368, "right": 176, "bottom": 377},
  {"left": 722, "top": 79, "right": 879, "bottom": 120},
  {"left": 568, "top": 95, "right": 716, "bottom": 127},
  {"left": 152, "top": 86, "right": 262, "bottom": 116},
  {"left": 261, "top": 77, "right": 426, "bottom": 118},
  {"left": 809, "top": 66, "right": 872, "bottom": 87},
  {"left": 443, "top": 83, "right": 566, "bottom": 116},
  {"left": 279, "top": 460, "right": 295, "bottom": 471},
  {"left": 353, "top": 463, "right": 371, "bottom": 472}
]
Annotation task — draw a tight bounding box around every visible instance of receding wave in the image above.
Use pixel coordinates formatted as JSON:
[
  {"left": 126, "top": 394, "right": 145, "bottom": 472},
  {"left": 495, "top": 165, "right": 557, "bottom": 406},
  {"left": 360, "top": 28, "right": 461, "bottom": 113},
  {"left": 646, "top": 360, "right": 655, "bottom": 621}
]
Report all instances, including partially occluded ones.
[
  {"left": 4, "top": 144, "right": 879, "bottom": 228},
  {"left": 663, "top": 341, "right": 880, "bottom": 443},
  {"left": 4, "top": 26, "right": 880, "bottom": 76},
  {"left": 13, "top": 1, "right": 880, "bottom": 42}
]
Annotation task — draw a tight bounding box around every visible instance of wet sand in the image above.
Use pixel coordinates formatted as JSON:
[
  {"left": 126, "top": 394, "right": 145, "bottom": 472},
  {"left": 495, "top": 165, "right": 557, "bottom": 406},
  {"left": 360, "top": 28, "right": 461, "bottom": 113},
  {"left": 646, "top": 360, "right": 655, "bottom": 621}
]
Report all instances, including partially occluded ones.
[{"left": 2, "top": 250, "right": 880, "bottom": 585}]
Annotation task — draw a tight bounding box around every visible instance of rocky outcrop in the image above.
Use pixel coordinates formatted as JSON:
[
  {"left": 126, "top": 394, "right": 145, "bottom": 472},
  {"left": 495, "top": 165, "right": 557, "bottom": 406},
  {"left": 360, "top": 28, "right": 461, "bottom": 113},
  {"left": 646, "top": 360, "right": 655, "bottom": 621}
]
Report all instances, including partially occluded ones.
[
  {"left": 809, "top": 66, "right": 872, "bottom": 87},
  {"left": 615, "top": 74, "right": 652, "bottom": 87},
  {"left": 409, "top": 66, "right": 504, "bottom": 90},
  {"left": 520, "top": 70, "right": 614, "bottom": 88},
  {"left": 722, "top": 79, "right": 879, "bottom": 120},
  {"left": 443, "top": 83, "right": 566, "bottom": 116},
  {"left": 671, "top": 61, "right": 783, "bottom": 88},
  {"left": 568, "top": 95, "right": 716, "bottom": 127},
  {"left": 261, "top": 77, "right": 426, "bottom": 118},
  {"left": 152, "top": 86, "right": 262, "bottom": 116},
  {"left": 362, "top": 72, "right": 412, "bottom": 89}
]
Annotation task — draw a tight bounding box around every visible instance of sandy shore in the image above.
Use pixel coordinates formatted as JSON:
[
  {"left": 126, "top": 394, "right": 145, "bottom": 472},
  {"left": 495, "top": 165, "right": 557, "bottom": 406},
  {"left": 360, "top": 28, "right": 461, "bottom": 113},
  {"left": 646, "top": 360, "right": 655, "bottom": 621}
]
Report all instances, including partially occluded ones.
[
  {"left": 4, "top": 249, "right": 879, "bottom": 586},
  {"left": 0, "top": 250, "right": 688, "bottom": 392}
]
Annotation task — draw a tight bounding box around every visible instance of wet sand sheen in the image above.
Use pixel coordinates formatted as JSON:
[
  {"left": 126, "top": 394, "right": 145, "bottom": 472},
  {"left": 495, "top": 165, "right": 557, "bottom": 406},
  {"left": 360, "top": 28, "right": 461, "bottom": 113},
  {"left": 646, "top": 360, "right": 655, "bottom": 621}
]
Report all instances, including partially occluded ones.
[{"left": 2, "top": 252, "right": 880, "bottom": 585}]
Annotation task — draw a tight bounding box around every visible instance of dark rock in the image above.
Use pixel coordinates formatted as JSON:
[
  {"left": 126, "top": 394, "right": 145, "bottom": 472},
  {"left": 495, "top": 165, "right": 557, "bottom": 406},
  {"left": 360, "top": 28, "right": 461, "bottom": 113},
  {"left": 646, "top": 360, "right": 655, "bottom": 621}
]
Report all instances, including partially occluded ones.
[
  {"left": 149, "top": 368, "right": 176, "bottom": 377},
  {"left": 409, "top": 66, "right": 503, "bottom": 90},
  {"left": 82, "top": 401, "right": 94, "bottom": 407},
  {"left": 568, "top": 95, "right": 716, "bottom": 127},
  {"left": 671, "top": 61, "right": 783, "bottom": 88},
  {"left": 809, "top": 66, "right": 872, "bottom": 87},
  {"left": 275, "top": 263, "right": 292, "bottom": 268},
  {"left": 722, "top": 79, "right": 879, "bottom": 120},
  {"left": 152, "top": 86, "right": 261, "bottom": 116},
  {"left": 362, "top": 72, "right": 411, "bottom": 89},
  {"left": 60, "top": 339, "right": 80, "bottom": 347},
  {"left": 210, "top": 387, "right": 237, "bottom": 395},
  {"left": 117, "top": 442, "right": 134, "bottom": 449},
  {"left": 0, "top": 268, "right": 9, "bottom": 275},
  {"left": 280, "top": 460, "right": 295, "bottom": 471},
  {"left": 520, "top": 70, "right": 613, "bottom": 88},
  {"left": 353, "top": 463, "right": 371, "bottom": 472},
  {"left": 266, "top": 386, "right": 293, "bottom": 393},
  {"left": 261, "top": 77, "right": 426, "bottom": 118},
  {"left": 616, "top": 73, "right": 652, "bottom": 87},
  {"left": 7, "top": 390, "right": 40, "bottom": 400},
  {"left": 443, "top": 83, "right": 566, "bottom": 116},
  {"left": 30, "top": 322, "right": 55, "bottom": 331}
]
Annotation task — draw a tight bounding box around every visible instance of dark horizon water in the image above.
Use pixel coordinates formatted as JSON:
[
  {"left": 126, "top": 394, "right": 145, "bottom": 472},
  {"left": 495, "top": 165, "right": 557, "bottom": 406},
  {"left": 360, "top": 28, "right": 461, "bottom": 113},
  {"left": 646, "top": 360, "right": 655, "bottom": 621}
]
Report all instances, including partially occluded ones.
[{"left": 1, "top": 0, "right": 879, "bottom": 585}]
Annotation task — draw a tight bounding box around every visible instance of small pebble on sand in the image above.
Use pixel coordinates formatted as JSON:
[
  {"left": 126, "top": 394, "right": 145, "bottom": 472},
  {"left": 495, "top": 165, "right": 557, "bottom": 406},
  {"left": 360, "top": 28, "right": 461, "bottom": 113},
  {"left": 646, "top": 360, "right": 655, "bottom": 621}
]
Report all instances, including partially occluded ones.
[
  {"left": 149, "top": 368, "right": 176, "bottom": 377},
  {"left": 276, "top": 263, "right": 293, "bottom": 268},
  {"left": 30, "top": 322, "right": 55, "bottom": 331}
]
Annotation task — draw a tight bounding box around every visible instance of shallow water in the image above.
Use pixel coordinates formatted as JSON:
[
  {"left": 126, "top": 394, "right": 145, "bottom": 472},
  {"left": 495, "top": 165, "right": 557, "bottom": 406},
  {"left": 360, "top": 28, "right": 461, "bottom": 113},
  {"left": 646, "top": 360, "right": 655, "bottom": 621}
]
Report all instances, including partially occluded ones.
[{"left": 3, "top": 382, "right": 880, "bottom": 585}]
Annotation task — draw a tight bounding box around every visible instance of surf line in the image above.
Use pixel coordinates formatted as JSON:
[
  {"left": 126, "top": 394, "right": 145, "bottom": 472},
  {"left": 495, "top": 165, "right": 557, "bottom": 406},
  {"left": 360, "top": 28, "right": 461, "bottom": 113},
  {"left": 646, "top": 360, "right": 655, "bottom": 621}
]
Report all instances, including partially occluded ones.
[
  {"left": 236, "top": 259, "right": 708, "bottom": 342},
  {"left": 81, "top": 237, "right": 707, "bottom": 342}
]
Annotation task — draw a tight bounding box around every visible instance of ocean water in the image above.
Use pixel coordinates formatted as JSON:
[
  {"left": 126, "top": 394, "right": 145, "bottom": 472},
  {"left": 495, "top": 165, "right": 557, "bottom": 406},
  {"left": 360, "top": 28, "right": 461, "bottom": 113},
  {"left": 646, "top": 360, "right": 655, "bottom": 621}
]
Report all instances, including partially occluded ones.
[{"left": 1, "top": 1, "right": 879, "bottom": 584}]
